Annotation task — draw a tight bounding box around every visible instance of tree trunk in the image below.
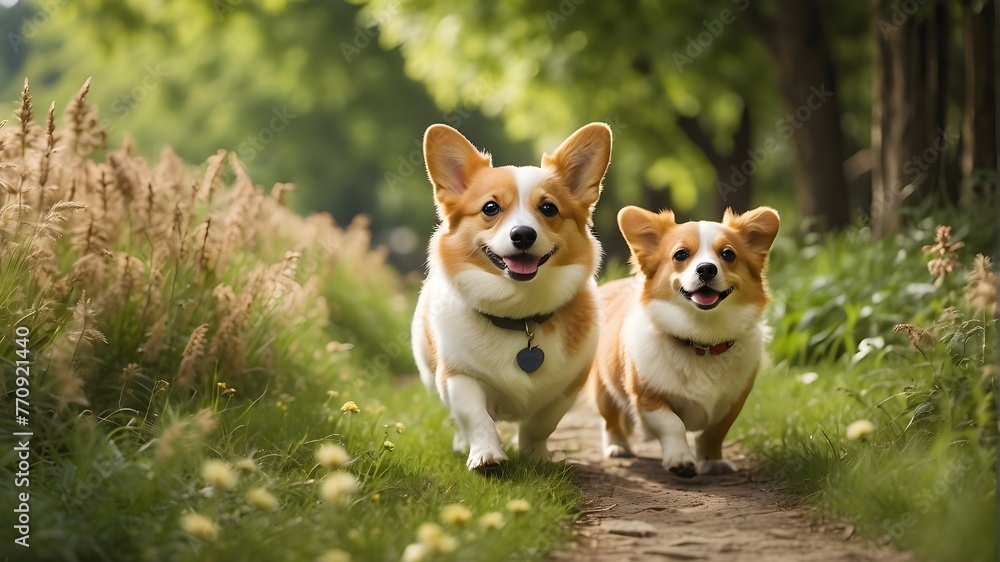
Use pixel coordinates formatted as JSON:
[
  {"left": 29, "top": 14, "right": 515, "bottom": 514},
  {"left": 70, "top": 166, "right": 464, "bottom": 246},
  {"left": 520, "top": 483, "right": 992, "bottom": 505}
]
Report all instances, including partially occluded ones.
[
  {"left": 961, "top": 0, "right": 997, "bottom": 205},
  {"left": 746, "top": 0, "right": 851, "bottom": 233},
  {"left": 676, "top": 103, "right": 753, "bottom": 217},
  {"left": 870, "top": 0, "right": 951, "bottom": 239}
]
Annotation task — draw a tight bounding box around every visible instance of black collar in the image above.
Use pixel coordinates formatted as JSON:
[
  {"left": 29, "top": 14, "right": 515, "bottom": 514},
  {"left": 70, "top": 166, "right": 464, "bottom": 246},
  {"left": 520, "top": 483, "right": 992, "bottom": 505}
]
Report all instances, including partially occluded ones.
[
  {"left": 675, "top": 337, "right": 735, "bottom": 356},
  {"left": 479, "top": 311, "right": 554, "bottom": 331}
]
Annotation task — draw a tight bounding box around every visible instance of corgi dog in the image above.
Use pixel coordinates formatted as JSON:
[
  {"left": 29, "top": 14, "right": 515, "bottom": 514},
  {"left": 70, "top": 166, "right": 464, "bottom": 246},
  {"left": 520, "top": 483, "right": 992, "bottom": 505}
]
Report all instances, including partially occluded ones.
[
  {"left": 413, "top": 123, "right": 612, "bottom": 471},
  {"left": 591, "top": 206, "right": 779, "bottom": 477}
]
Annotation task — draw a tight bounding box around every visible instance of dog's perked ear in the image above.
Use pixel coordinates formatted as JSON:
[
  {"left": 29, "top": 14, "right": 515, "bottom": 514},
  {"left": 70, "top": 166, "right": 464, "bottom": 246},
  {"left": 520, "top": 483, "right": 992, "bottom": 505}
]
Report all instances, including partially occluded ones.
[
  {"left": 722, "top": 206, "right": 780, "bottom": 262},
  {"left": 541, "top": 123, "right": 612, "bottom": 209},
  {"left": 423, "top": 124, "right": 492, "bottom": 212},
  {"left": 618, "top": 206, "right": 676, "bottom": 278}
]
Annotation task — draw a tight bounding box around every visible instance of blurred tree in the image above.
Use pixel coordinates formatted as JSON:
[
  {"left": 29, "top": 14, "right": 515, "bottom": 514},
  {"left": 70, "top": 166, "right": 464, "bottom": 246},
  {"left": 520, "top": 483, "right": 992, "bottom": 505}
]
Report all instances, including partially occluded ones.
[
  {"left": 361, "top": 0, "right": 876, "bottom": 234},
  {"left": 3, "top": 0, "right": 533, "bottom": 270},
  {"left": 869, "top": 0, "right": 996, "bottom": 239},
  {"left": 744, "top": 0, "right": 851, "bottom": 232}
]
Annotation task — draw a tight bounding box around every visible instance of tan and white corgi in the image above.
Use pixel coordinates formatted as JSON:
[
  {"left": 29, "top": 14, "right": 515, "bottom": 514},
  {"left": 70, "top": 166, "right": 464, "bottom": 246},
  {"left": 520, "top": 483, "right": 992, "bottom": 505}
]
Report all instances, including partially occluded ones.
[
  {"left": 413, "top": 123, "right": 612, "bottom": 470},
  {"left": 591, "top": 206, "right": 779, "bottom": 476}
]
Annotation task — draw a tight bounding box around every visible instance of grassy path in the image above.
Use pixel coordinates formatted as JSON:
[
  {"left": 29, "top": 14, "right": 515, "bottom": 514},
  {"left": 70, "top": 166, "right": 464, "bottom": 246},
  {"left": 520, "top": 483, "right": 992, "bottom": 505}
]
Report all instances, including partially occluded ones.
[{"left": 547, "top": 400, "right": 913, "bottom": 562}]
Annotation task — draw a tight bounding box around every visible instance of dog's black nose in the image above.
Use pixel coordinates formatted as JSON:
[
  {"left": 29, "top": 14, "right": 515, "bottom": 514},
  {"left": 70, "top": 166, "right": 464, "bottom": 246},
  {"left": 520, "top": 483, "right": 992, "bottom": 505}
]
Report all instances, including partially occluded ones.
[
  {"left": 510, "top": 226, "right": 537, "bottom": 250},
  {"left": 696, "top": 262, "right": 717, "bottom": 281}
]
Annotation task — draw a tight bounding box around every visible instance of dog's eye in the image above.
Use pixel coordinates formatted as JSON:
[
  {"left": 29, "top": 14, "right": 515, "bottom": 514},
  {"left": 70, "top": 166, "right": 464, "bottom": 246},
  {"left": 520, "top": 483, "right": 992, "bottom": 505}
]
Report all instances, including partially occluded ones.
[
  {"left": 482, "top": 201, "right": 501, "bottom": 217},
  {"left": 673, "top": 249, "right": 690, "bottom": 262},
  {"left": 720, "top": 248, "right": 736, "bottom": 262},
  {"left": 539, "top": 202, "right": 558, "bottom": 217}
]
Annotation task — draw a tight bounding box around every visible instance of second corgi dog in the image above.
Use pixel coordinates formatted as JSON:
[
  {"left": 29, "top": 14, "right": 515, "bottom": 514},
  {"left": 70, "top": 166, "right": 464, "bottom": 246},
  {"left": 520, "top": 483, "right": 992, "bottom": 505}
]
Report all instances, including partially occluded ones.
[
  {"left": 591, "top": 206, "right": 779, "bottom": 476},
  {"left": 413, "top": 123, "right": 612, "bottom": 471}
]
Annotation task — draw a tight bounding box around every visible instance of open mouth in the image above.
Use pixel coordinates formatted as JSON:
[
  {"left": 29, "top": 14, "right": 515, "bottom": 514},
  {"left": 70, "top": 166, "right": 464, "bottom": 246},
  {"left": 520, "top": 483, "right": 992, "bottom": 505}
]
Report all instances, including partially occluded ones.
[
  {"left": 482, "top": 246, "right": 557, "bottom": 282},
  {"left": 680, "top": 286, "right": 735, "bottom": 310}
]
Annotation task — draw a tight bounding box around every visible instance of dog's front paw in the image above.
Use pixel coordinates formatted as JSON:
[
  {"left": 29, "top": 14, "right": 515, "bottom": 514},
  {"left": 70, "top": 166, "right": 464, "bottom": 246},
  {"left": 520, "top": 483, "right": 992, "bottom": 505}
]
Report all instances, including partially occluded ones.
[
  {"left": 662, "top": 450, "right": 698, "bottom": 478},
  {"left": 697, "top": 459, "right": 737, "bottom": 475},
  {"left": 604, "top": 444, "right": 634, "bottom": 458},
  {"left": 467, "top": 446, "right": 508, "bottom": 471}
]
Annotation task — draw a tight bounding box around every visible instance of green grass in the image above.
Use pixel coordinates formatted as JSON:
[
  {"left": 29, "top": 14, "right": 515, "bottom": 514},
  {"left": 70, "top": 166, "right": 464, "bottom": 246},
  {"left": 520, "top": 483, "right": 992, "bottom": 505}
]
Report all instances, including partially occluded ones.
[
  {"left": 0, "top": 83, "right": 579, "bottom": 562},
  {"left": 731, "top": 208, "right": 997, "bottom": 561},
  {"left": 4, "top": 379, "right": 579, "bottom": 561}
]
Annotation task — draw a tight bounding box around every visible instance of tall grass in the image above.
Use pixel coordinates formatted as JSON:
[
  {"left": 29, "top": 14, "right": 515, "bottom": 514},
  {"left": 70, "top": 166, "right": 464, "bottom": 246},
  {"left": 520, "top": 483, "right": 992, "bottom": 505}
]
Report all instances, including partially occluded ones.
[
  {"left": 735, "top": 212, "right": 997, "bottom": 560},
  {"left": 0, "top": 80, "right": 578, "bottom": 561}
]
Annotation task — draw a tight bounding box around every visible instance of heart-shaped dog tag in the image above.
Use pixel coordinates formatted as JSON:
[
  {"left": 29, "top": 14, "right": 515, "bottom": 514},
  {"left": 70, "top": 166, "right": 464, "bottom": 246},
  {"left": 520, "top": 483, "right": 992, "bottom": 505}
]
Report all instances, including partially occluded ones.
[{"left": 516, "top": 346, "right": 544, "bottom": 373}]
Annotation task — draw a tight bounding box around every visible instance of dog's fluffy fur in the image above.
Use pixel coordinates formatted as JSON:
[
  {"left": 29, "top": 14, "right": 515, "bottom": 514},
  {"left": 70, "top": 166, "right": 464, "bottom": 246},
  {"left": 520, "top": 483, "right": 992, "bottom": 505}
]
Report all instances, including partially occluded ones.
[
  {"left": 590, "top": 206, "right": 779, "bottom": 476},
  {"left": 413, "top": 123, "right": 612, "bottom": 470}
]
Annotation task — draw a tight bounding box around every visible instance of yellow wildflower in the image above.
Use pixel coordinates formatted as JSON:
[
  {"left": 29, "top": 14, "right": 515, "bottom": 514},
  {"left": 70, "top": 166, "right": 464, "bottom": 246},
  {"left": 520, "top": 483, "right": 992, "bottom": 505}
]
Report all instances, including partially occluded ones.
[
  {"left": 201, "top": 459, "right": 237, "bottom": 490},
  {"left": 316, "top": 442, "right": 351, "bottom": 469},
  {"left": 383, "top": 440, "right": 396, "bottom": 452},
  {"left": 401, "top": 543, "right": 429, "bottom": 562},
  {"left": 316, "top": 548, "right": 351, "bottom": 562},
  {"left": 235, "top": 457, "right": 258, "bottom": 473},
  {"left": 416, "top": 522, "right": 457, "bottom": 553},
  {"left": 478, "top": 511, "right": 505, "bottom": 531},
  {"left": 319, "top": 471, "right": 360, "bottom": 505},
  {"left": 440, "top": 503, "right": 472, "bottom": 526},
  {"left": 179, "top": 512, "right": 218, "bottom": 541},
  {"left": 341, "top": 401, "right": 360, "bottom": 413},
  {"left": 395, "top": 422, "right": 406, "bottom": 434},
  {"left": 506, "top": 499, "right": 531, "bottom": 514},
  {"left": 246, "top": 487, "right": 279, "bottom": 512},
  {"left": 846, "top": 419, "right": 877, "bottom": 441}
]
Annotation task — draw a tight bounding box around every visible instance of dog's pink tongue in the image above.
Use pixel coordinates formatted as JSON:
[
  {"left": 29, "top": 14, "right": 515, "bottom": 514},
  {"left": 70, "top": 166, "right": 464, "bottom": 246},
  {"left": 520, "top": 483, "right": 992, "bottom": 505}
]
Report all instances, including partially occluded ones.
[
  {"left": 692, "top": 291, "right": 720, "bottom": 306},
  {"left": 503, "top": 255, "right": 540, "bottom": 275}
]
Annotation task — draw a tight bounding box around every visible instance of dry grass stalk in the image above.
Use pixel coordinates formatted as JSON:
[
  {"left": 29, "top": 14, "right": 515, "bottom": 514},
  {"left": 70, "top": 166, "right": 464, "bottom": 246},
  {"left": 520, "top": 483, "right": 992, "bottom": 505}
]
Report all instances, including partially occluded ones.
[
  {"left": 964, "top": 254, "right": 997, "bottom": 317},
  {"left": 177, "top": 323, "right": 210, "bottom": 389}
]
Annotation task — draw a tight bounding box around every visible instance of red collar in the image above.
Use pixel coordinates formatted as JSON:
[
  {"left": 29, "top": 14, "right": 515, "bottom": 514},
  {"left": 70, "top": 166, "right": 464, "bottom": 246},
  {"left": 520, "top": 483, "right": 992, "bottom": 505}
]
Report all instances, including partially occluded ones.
[{"left": 676, "top": 337, "right": 735, "bottom": 356}]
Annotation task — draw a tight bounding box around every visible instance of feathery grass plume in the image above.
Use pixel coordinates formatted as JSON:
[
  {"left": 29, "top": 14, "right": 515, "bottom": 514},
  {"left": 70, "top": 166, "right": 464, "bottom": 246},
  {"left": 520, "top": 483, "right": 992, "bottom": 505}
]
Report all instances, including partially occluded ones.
[
  {"left": 893, "top": 323, "right": 936, "bottom": 353},
  {"left": 36, "top": 201, "right": 86, "bottom": 242},
  {"left": 96, "top": 254, "right": 145, "bottom": 318},
  {"left": 37, "top": 101, "right": 55, "bottom": 203},
  {"left": 260, "top": 251, "right": 301, "bottom": 310},
  {"left": 59, "top": 252, "right": 111, "bottom": 300},
  {"left": 49, "top": 296, "right": 108, "bottom": 408},
  {"left": 16, "top": 78, "right": 33, "bottom": 158},
  {"left": 141, "top": 313, "right": 168, "bottom": 359},
  {"left": 0, "top": 201, "right": 29, "bottom": 241},
  {"left": 198, "top": 149, "right": 227, "bottom": 205},
  {"left": 212, "top": 283, "right": 238, "bottom": 318},
  {"left": 62, "top": 77, "right": 105, "bottom": 164},
  {"left": 965, "top": 254, "right": 997, "bottom": 316},
  {"left": 208, "top": 286, "right": 253, "bottom": 378},
  {"left": 271, "top": 182, "right": 293, "bottom": 206},
  {"left": 922, "top": 225, "right": 965, "bottom": 286},
  {"left": 214, "top": 155, "right": 263, "bottom": 272},
  {"left": 107, "top": 138, "right": 143, "bottom": 205},
  {"left": 194, "top": 216, "right": 217, "bottom": 272},
  {"left": 139, "top": 264, "right": 164, "bottom": 325},
  {"left": 177, "top": 323, "right": 210, "bottom": 389}
]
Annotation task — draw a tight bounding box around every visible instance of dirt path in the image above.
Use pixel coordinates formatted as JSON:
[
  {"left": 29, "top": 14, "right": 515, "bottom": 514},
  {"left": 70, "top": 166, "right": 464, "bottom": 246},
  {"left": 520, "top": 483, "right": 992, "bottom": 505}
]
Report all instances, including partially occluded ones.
[{"left": 547, "top": 399, "right": 912, "bottom": 562}]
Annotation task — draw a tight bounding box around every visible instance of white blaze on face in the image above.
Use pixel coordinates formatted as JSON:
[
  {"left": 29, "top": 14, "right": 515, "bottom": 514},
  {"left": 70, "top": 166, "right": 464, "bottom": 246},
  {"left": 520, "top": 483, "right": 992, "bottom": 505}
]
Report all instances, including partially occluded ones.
[
  {"left": 675, "top": 222, "right": 725, "bottom": 306},
  {"left": 487, "top": 166, "right": 553, "bottom": 276}
]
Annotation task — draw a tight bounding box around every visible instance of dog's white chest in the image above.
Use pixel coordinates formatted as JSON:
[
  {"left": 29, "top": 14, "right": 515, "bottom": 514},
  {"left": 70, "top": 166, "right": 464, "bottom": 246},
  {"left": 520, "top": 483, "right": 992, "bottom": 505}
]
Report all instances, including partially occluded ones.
[
  {"left": 417, "top": 276, "right": 597, "bottom": 421},
  {"left": 622, "top": 310, "right": 764, "bottom": 431}
]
